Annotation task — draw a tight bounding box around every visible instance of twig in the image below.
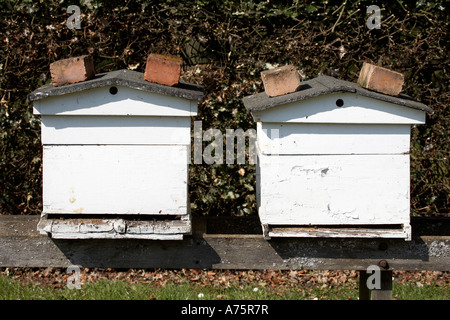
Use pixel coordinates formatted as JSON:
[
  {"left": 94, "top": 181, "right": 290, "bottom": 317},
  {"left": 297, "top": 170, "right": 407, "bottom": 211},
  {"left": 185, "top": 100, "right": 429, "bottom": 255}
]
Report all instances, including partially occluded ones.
[
  {"left": 331, "top": 0, "right": 347, "bottom": 33},
  {"left": 396, "top": 0, "right": 408, "bottom": 12}
]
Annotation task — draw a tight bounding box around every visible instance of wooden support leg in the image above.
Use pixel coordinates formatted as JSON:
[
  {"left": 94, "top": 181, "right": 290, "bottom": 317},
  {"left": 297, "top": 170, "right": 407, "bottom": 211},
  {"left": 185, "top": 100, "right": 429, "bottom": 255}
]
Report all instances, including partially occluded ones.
[
  {"left": 358, "top": 270, "right": 371, "bottom": 300},
  {"left": 359, "top": 269, "right": 393, "bottom": 300},
  {"left": 371, "top": 270, "right": 393, "bottom": 300}
]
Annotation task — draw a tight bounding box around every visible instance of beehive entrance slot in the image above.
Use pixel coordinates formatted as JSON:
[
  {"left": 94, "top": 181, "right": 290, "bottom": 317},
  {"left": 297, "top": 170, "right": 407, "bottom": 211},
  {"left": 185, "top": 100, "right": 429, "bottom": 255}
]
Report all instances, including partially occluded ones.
[{"left": 265, "top": 224, "right": 409, "bottom": 239}]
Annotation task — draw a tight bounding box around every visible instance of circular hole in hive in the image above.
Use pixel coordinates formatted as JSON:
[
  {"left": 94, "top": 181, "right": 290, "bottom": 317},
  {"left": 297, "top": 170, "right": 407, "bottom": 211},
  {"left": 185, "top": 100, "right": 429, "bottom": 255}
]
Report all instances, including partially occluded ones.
[
  {"left": 336, "top": 99, "right": 344, "bottom": 107},
  {"left": 109, "top": 86, "right": 118, "bottom": 95}
]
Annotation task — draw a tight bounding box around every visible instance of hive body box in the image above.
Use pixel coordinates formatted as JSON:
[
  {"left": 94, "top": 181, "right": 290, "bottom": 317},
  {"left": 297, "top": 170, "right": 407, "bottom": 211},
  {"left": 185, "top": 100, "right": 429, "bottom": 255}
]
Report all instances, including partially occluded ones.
[
  {"left": 243, "top": 76, "right": 433, "bottom": 241},
  {"left": 28, "top": 70, "right": 204, "bottom": 240}
]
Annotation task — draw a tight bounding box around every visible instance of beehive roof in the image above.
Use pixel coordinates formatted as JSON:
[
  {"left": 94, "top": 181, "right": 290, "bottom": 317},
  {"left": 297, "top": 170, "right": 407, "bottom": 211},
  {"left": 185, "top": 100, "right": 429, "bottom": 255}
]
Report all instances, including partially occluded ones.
[
  {"left": 27, "top": 69, "right": 204, "bottom": 102},
  {"left": 243, "top": 75, "right": 433, "bottom": 114}
]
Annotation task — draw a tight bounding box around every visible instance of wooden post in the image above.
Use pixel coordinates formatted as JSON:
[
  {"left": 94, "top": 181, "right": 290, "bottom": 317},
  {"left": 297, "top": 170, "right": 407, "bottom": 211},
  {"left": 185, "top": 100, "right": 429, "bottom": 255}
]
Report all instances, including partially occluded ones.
[
  {"left": 359, "top": 268, "right": 393, "bottom": 300},
  {"left": 358, "top": 270, "right": 371, "bottom": 300},
  {"left": 371, "top": 270, "right": 393, "bottom": 300}
]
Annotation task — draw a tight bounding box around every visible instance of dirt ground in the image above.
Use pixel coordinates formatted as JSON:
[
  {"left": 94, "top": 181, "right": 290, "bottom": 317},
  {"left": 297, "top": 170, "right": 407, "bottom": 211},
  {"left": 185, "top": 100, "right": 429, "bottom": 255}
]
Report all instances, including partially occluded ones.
[{"left": 1, "top": 267, "right": 448, "bottom": 290}]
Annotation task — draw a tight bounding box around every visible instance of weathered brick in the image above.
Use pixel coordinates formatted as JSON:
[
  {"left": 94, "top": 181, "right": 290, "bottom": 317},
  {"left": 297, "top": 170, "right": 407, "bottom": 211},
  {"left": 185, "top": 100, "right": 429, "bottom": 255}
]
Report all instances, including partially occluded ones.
[
  {"left": 50, "top": 55, "right": 95, "bottom": 87},
  {"left": 261, "top": 65, "right": 301, "bottom": 97},
  {"left": 357, "top": 62, "right": 404, "bottom": 96},
  {"left": 144, "top": 54, "right": 182, "bottom": 86}
]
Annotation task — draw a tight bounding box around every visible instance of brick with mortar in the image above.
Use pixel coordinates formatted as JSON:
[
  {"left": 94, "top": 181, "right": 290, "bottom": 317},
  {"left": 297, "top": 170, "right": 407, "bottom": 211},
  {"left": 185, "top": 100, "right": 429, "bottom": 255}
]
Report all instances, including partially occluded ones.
[
  {"left": 144, "top": 53, "right": 182, "bottom": 87},
  {"left": 357, "top": 62, "right": 404, "bottom": 96},
  {"left": 50, "top": 55, "right": 95, "bottom": 87},
  {"left": 261, "top": 65, "right": 301, "bottom": 97}
]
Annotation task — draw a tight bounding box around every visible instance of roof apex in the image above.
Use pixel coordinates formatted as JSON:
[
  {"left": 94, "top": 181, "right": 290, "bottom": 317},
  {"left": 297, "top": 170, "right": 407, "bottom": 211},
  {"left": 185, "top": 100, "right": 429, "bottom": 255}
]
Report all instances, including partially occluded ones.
[
  {"left": 243, "top": 75, "right": 433, "bottom": 114},
  {"left": 27, "top": 69, "right": 204, "bottom": 103}
]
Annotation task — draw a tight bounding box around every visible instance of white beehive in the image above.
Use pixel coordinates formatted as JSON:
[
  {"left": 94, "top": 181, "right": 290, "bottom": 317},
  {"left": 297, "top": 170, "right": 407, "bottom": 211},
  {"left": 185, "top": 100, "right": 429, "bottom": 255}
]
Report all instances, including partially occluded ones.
[
  {"left": 28, "top": 69, "right": 204, "bottom": 239},
  {"left": 243, "top": 75, "right": 433, "bottom": 240}
]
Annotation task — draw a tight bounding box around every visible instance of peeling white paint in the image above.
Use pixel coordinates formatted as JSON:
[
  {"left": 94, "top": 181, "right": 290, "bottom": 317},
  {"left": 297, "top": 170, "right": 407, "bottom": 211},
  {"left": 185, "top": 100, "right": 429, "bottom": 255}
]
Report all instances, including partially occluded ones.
[
  {"left": 34, "top": 83, "right": 197, "bottom": 240},
  {"left": 253, "top": 92, "right": 425, "bottom": 241}
]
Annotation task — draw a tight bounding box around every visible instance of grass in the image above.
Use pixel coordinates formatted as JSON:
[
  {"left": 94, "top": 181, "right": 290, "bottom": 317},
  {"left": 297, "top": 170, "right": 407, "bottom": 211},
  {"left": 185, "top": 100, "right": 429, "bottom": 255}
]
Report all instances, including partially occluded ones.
[
  {"left": 0, "top": 274, "right": 448, "bottom": 300},
  {"left": 392, "top": 283, "right": 450, "bottom": 300}
]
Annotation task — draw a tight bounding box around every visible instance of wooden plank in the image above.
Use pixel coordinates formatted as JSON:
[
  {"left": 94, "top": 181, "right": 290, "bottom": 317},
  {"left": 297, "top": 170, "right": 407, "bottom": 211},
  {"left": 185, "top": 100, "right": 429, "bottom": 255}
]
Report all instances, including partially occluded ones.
[
  {"left": 42, "top": 145, "right": 189, "bottom": 215},
  {"left": 268, "top": 225, "right": 410, "bottom": 239},
  {"left": 33, "top": 86, "right": 197, "bottom": 117},
  {"left": 257, "top": 122, "right": 411, "bottom": 155},
  {"left": 37, "top": 216, "right": 191, "bottom": 240},
  {"left": 50, "top": 233, "right": 183, "bottom": 240},
  {"left": 41, "top": 115, "right": 191, "bottom": 145},
  {"left": 0, "top": 216, "right": 449, "bottom": 270},
  {"left": 252, "top": 92, "right": 426, "bottom": 124}
]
